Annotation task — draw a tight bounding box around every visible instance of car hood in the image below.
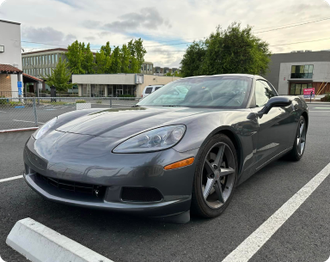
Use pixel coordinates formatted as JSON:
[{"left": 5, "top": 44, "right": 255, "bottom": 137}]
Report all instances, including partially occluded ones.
[{"left": 56, "top": 106, "right": 216, "bottom": 138}]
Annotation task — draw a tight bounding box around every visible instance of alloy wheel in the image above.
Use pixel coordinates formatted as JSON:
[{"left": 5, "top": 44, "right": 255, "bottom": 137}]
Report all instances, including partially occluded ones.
[
  {"left": 201, "top": 142, "right": 236, "bottom": 209},
  {"left": 296, "top": 118, "right": 306, "bottom": 156}
]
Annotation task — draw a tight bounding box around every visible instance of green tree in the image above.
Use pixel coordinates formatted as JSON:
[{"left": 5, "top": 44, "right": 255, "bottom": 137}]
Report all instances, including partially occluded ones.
[
  {"left": 128, "top": 38, "right": 146, "bottom": 73},
  {"left": 165, "top": 71, "right": 182, "bottom": 77},
  {"left": 121, "top": 44, "right": 130, "bottom": 73},
  {"left": 95, "top": 42, "right": 112, "bottom": 73},
  {"left": 95, "top": 49, "right": 108, "bottom": 74},
  {"left": 101, "top": 41, "right": 111, "bottom": 57},
  {"left": 66, "top": 40, "right": 85, "bottom": 74},
  {"left": 180, "top": 41, "right": 206, "bottom": 76},
  {"left": 82, "top": 43, "right": 95, "bottom": 74},
  {"left": 109, "top": 46, "right": 122, "bottom": 73},
  {"left": 181, "top": 23, "right": 271, "bottom": 77},
  {"left": 44, "top": 57, "right": 73, "bottom": 93}
]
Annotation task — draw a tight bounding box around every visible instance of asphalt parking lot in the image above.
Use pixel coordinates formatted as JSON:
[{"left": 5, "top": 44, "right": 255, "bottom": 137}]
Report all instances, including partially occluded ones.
[{"left": 0, "top": 103, "right": 329, "bottom": 262}]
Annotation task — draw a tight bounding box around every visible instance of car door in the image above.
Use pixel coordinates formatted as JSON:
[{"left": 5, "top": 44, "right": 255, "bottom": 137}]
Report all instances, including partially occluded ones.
[{"left": 250, "top": 80, "right": 291, "bottom": 170}]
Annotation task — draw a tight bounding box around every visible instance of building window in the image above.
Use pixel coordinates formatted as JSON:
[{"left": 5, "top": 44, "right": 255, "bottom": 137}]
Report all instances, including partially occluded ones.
[
  {"left": 291, "top": 65, "right": 314, "bottom": 79},
  {"left": 55, "top": 54, "right": 58, "bottom": 63},
  {"left": 289, "top": 83, "right": 312, "bottom": 95}
]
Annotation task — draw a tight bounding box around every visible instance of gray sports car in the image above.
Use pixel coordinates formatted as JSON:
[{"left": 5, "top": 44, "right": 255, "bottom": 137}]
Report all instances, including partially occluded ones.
[{"left": 23, "top": 74, "right": 308, "bottom": 223}]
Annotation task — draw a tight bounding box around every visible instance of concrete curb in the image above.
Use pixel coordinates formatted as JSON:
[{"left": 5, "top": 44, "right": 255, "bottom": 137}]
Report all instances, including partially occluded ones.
[
  {"left": 6, "top": 218, "right": 114, "bottom": 262},
  {"left": 306, "top": 102, "right": 330, "bottom": 105},
  {"left": 0, "top": 127, "right": 38, "bottom": 133}
]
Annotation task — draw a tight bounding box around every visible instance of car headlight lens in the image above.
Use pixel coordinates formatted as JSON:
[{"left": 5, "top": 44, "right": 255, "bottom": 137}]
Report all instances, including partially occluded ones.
[
  {"left": 113, "top": 125, "right": 186, "bottom": 153},
  {"left": 33, "top": 117, "right": 57, "bottom": 140}
]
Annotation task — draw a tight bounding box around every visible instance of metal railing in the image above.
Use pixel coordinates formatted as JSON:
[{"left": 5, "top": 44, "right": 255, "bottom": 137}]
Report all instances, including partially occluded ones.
[{"left": 0, "top": 97, "right": 139, "bottom": 131}]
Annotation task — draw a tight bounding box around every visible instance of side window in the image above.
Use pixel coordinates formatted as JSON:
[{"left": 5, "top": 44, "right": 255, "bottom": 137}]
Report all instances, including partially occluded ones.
[
  {"left": 145, "top": 87, "right": 153, "bottom": 94},
  {"left": 255, "top": 81, "right": 276, "bottom": 107},
  {"left": 155, "top": 86, "right": 161, "bottom": 91}
]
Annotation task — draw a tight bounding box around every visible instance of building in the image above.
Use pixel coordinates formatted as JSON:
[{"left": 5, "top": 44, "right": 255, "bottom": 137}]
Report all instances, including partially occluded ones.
[
  {"left": 153, "top": 66, "right": 181, "bottom": 76},
  {"left": 140, "top": 61, "right": 153, "bottom": 75},
  {"left": 0, "top": 19, "right": 23, "bottom": 97},
  {"left": 72, "top": 74, "right": 181, "bottom": 98},
  {"left": 22, "top": 48, "right": 67, "bottom": 79},
  {"left": 265, "top": 51, "right": 330, "bottom": 96}
]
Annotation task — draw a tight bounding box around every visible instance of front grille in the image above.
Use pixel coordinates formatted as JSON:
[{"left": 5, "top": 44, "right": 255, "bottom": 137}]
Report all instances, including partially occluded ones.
[
  {"left": 37, "top": 174, "right": 106, "bottom": 198},
  {"left": 121, "top": 187, "right": 163, "bottom": 202}
]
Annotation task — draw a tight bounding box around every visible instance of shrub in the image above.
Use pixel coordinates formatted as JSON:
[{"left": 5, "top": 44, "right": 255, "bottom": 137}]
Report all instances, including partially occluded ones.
[
  {"left": 117, "top": 94, "right": 135, "bottom": 100},
  {"left": 0, "top": 96, "right": 8, "bottom": 104},
  {"left": 9, "top": 101, "right": 23, "bottom": 106},
  {"left": 76, "top": 100, "right": 86, "bottom": 103},
  {"left": 118, "top": 94, "right": 135, "bottom": 98},
  {"left": 321, "top": 93, "right": 330, "bottom": 102}
]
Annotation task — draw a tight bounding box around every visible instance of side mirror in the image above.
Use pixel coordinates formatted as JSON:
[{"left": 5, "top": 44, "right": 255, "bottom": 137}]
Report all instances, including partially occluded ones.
[{"left": 257, "top": 96, "right": 292, "bottom": 118}]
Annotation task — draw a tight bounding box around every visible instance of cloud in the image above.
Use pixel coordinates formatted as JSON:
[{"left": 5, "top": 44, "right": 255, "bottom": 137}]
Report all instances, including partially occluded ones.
[
  {"left": 82, "top": 20, "right": 101, "bottom": 29},
  {"left": 103, "top": 7, "right": 171, "bottom": 33},
  {"left": 52, "top": 0, "right": 80, "bottom": 8},
  {"left": 85, "top": 36, "right": 96, "bottom": 41},
  {"left": 22, "top": 26, "right": 76, "bottom": 46}
]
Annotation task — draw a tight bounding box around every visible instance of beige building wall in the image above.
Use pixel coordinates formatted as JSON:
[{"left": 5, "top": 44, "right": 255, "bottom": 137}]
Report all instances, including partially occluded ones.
[
  {"left": 136, "top": 75, "right": 181, "bottom": 97},
  {"left": 0, "top": 75, "right": 13, "bottom": 97}
]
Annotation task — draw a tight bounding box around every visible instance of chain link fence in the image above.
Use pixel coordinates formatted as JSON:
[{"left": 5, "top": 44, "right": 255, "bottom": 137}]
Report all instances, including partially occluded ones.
[{"left": 0, "top": 97, "right": 139, "bottom": 131}]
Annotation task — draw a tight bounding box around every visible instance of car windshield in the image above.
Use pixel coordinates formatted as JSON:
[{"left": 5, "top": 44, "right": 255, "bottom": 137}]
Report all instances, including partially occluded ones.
[{"left": 138, "top": 76, "right": 252, "bottom": 108}]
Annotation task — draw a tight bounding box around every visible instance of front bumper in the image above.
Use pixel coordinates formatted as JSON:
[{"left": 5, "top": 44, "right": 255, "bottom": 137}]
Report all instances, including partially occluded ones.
[{"left": 23, "top": 133, "right": 198, "bottom": 218}]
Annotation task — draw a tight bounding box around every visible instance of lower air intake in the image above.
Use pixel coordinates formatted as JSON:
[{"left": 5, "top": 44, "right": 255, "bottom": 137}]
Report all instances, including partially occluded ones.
[{"left": 121, "top": 187, "right": 163, "bottom": 202}]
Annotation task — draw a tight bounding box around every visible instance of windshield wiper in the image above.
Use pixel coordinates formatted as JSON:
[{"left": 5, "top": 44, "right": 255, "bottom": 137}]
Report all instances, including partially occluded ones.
[{"left": 161, "top": 105, "right": 183, "bottom": 107}]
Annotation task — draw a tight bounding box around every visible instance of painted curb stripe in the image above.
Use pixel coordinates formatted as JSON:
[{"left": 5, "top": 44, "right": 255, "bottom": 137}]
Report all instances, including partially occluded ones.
[
  {"left": 0, "top": 127, "right": 38, "bottom": 133},
  {"left": 222, "top": 162, "right": 330, "bottom": 262},
  {"left": 0, "top": 175, "right": 23, "bottom": 183},
  {"left": 6, "top": 217, "right": 114, "bottom": 262}
]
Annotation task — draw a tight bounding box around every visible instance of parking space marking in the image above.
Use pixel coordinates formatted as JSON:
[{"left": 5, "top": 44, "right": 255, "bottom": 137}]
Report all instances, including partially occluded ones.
[
  {"left": 222, "top": 162, "right": 330, "bottom": 262},
  {"left": 0, "top": 175, "right": 23, "bottom": 183},
  {"left": 13, "top": 119, "right": 45, "bottom": 124}
]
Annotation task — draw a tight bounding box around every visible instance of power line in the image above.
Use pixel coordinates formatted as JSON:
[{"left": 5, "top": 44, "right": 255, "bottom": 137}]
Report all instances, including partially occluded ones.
[
  {"left": 144, "top": 16, "right": 330, "bottom": 47},
  {"left": 270, "top": 37, "right": 330, "bottom": 47},
  {"left": 254, "top": 16, "right": 330, "bottom": 34}
]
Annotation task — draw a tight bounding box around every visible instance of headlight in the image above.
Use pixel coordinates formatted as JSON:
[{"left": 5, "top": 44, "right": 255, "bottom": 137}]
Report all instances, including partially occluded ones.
[
  {"left": 113, "top": 125, "right": 186, "bottom": 153},
  {"left": 33, "top": 117, "right": 57, "bottom": 140}
]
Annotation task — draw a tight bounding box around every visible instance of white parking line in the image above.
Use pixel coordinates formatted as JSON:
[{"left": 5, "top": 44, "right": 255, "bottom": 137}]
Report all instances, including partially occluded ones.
[
  {"left": 222, "top": 162, "right": 330, "bottom": 262},
  {"left": 0, "top": 255, "right": 6, "bottom": 262},
  {"left": 13, "top": 119, "right": 45, "bottom": 124},
  {"left": 0, "top": 175, "right": 23, "bottom": 183}
]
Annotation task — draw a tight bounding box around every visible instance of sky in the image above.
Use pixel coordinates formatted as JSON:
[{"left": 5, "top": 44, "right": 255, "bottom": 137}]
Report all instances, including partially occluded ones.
[{"left": 1, "top": 0, "right": 330, "bottom": 68}]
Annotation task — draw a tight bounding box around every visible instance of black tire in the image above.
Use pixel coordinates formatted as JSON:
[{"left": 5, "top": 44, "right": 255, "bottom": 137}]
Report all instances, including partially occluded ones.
[
  {"left": 286, "top": 115, "right": 307, "bottom": 161},
  {"left": 191, "top": 134, "right": 238, "bottom": 218}
]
